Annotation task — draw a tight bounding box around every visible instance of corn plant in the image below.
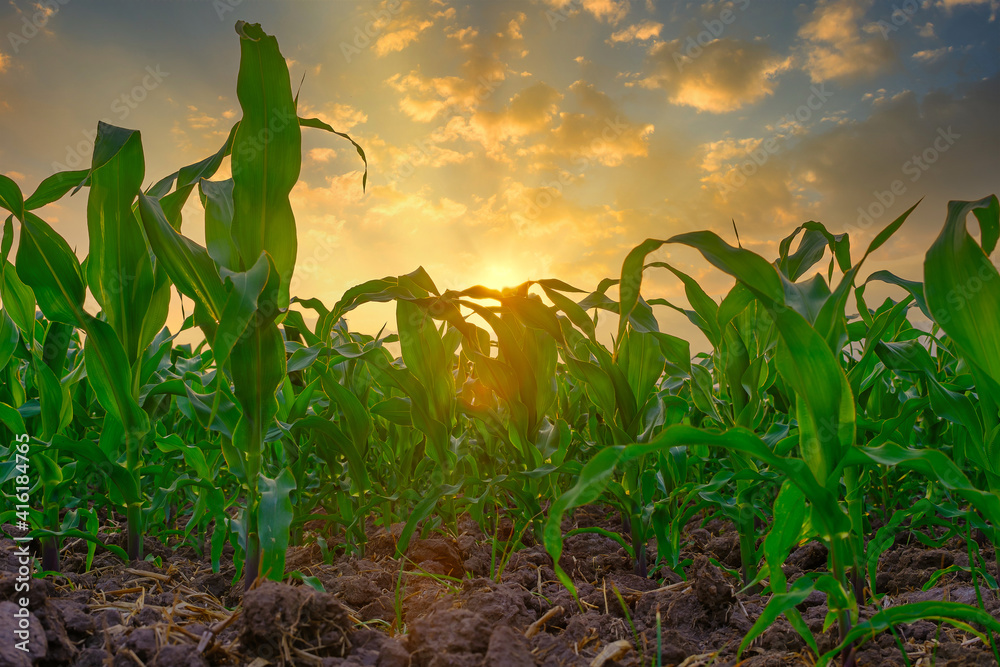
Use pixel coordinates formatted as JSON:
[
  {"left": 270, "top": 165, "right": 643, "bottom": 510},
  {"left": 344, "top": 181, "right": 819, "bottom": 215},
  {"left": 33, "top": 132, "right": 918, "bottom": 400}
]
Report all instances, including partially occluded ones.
[
  {"left": 1, "top": 129, "right": 158, "bottom": 564},
  {"left": 133, "top": 21, "right": 365, "bottom": 589}
]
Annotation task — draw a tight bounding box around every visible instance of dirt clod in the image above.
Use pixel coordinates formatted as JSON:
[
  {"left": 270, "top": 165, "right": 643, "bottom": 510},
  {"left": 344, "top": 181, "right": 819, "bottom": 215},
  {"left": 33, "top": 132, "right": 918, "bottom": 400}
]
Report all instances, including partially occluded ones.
[{"left": 240, "top": 580, "right": 352, "bottom": 662}]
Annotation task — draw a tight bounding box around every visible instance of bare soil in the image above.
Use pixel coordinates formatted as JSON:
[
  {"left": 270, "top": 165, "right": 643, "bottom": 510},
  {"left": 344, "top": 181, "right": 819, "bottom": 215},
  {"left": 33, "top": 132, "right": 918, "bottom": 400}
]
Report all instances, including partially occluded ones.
[{"left": 2, "top": 507, "right": 998, "bottom": 667}]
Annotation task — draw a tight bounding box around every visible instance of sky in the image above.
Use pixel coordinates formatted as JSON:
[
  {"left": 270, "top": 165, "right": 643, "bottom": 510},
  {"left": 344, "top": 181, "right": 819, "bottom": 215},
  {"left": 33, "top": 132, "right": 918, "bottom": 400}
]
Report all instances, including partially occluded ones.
[{"left": 0, "top": 0, "right": 998, "bottom": 347}]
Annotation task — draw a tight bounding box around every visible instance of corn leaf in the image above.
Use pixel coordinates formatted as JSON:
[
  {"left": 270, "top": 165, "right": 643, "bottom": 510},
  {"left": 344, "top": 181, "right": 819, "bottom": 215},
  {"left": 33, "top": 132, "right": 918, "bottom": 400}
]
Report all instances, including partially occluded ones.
[
  {"left": 86, "top": 123, "right": 154, "bottom": 364},
  {"left": 258, "top": 468, "right": 296, "bottom": 581},
  {"left": 924, "top": 196, "right": 1000, "bottom": 398},
  {"left": 136, "top": 193, "right": 227, "bottom": 319},
  {"left": 231, "top": 21, "right": 301, "bottom": 308},
  {"left": 16, "top": 212, "right": 87, "bottom": 325}
]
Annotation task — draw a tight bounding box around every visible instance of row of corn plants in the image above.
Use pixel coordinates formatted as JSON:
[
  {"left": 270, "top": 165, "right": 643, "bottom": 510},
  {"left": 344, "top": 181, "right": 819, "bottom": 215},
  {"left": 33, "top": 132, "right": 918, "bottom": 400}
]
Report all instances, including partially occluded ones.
[{"left": 2, "top": 21, "right": 1000, "bottom": 666}]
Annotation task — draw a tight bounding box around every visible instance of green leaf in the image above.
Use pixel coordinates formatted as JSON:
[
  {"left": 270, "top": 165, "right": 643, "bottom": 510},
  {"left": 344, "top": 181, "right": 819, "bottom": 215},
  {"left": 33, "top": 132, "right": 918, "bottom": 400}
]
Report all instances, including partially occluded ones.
[
  {"left": 924, "top": 196, "right": 1000, "bottom": 393},
  {"left": 617, "top": 329, "right": 665, "bottom": 422},
  {"left": 778, "top": 227, "right": 829, "bottom": 281},
  {"left": 667, "top": 231, "right": 785, "bottom": 304},
  {"left": 86, "top": 123, "right": 154, "bottom": 364},
  {"left": 396, "top": 483, "right": 462, "bottom": 557},
  {"left": 51, "top": 435, "right": 140, "bottom": 503},
  {"left": 647, "top": 262, "right": 721, "bottom": 345},
  {"left": 155, "top": 434, "right": 213, "bottom": 481},
  {"left": 764, "top": 481, "right": 807, "bottom": 593},
  {"left": 34, "top": 359, "right": 69, "bottom": 439},
  {"left": 231, "top": 320, "right": 286, "bottom": 480},
  {"left": 24, "top": 170, "right": 90, "bottom": 210},
  {"left": 258, "top": 468, "right": 296, "bottom": 581},
  {"left": 738, "top": 577, "right": 818, "bottom": 659},
  {"left": 847, "top": 443, "right": 1000, "bottom": 528},
  {"left": 318, "top": 367, "right": 372, "bottom": 451},
  {"left": 396, "top": 299, "right": 452, "bottom": 425},
  {"left": 0, "top": 310, "right": 19, "bottom": 372},
  {"left": 231, "top": 21, "right": 302, "bottom": 308},
  {"left": 213, "top": 253, "right": 272, "bottom": 370},
  {"left": 148, "top": 122, "right": 238, "bottom": 200},
  {"left": 299, "top": 116, "right": 368, "bottom": 192},
  {"left": 564, "top": 356, "right": 616, "bottom": 417},
  {"left": 288, "top": 570, "right": 326, "bottom": 592},
  {"left": 0, "top": 401, "right": 23, "bottom": 435},
  {"left": 136, "top": 193, "right": 227, "bottom": 319},
  {"left": 41, "top": 321, "right": 72, "bottom": 377},
  {"left": 1, "top": 258, "right": 36, "bottom": 338},
  {"left": 83, "top": 318, "right": 150, "bottom": 441},
  {"left": 818, "top": 601, "right": 1000, "bottom": 667},
  {"left": 199, "top": 178, "right": 239, "bottom": 271},
  {"left": 0, "top": 174, "right": 24, "bottom": 219},
  {"left": 291, "top": 416, "right": 370, "bottom": 492},
  {"left": 865, "top": 499, "right": 934, "bottom": 598},
  {"left": 16, "top": 212, "right": 87, "bottom": 325},
  {"left": 860, "top": 270, "right": 930, "bottom": 320},
  {"left": 618, "top": 239, "right": 666, "bottom": 347}
]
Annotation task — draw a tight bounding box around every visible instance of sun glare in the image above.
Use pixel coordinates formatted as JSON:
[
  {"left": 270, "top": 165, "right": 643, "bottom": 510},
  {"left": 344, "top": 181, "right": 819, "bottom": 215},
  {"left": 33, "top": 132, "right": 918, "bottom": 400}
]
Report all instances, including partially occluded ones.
[{"left": 480, "top": 263, "right": 525, "bottom": 289}]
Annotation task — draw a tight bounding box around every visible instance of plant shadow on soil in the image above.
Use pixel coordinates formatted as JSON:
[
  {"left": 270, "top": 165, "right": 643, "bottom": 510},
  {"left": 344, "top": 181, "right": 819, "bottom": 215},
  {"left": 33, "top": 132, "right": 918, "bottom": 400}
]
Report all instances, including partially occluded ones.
[{"left": 2, "top": 506, "right": 998, "bottom": 667}]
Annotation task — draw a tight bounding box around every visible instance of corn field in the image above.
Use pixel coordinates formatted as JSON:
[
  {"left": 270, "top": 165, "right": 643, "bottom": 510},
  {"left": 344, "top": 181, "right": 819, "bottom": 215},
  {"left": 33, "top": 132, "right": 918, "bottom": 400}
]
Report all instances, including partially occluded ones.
[{"left": 2, "top": 21, "right": 1000, "bottom": 667}]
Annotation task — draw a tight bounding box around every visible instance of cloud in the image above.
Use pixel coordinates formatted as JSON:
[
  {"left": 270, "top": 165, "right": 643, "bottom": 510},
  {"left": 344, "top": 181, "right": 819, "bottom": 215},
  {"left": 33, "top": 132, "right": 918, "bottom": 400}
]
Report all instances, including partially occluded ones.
[
  {"left": 359, "top": 0, "right": 455, "bottom": 57},
  {"left": 309, "top": 147, "right": 338, "bottom": 162},
  {"left": 911, "top": 46, "right": 971, "bottom": 65},
  {"left": 168, "top": 104, "right": 233, "bottom": 153},
  {"left": 638, "top": 38, "right": 790, "bottom": 113},
  {"left": 608, "top": 20, "right": 663, "bottom": 42},
  {"left": 436, "top": 82, "right": 562, "bottom": 157},
  {"left": 375, "top": 16, "right": 436, "bottom": 56},
  {"left": 386, "top": 11, "right": 528, "bottom": 123},
  {"left": 528, "top": 81, "right": 653, "bottom": 166},
  {"left": 934, "top": 0, "right": 999, "bottom": 20},
  {"left": 693, "top": 75, "right": 1000, "bottom": 255},
  {"left": 299, "top": 102, "right": 368, "bottom": 131},
  {"left": 543, "top": 0, "right": 632, "bottom": 25},
  {"left": 377, "top": 130, "right": 473, "bottom": 180},
  {"left": 796, "top": 0, "right": 896, "bottom": 82}
]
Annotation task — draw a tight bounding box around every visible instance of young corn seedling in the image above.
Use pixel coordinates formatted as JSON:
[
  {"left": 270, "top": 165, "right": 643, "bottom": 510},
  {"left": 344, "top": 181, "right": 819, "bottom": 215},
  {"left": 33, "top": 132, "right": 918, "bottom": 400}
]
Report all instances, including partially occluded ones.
[
  {"left": 1, "top": 127, "right": 160, "bottom": 563},
  {"left": 134, "top": 21, "right": 366, "bottom": 589}
]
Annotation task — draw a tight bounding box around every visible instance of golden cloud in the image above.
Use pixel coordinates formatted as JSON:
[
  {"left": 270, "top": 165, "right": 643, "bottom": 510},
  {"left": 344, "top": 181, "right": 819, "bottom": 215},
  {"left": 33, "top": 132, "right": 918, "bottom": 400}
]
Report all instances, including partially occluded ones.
[
  {"left": 797, "top": 0, "right": 896, "bottom": 82},
  {"left": 543, "top": 0, "right": 631, "bottom": 25},
  {"left": 639, "top": 38, "right": 790, "bottom": 113},
  {"left": 609, "top": 20, "right": 663, "bottom": 42}
]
